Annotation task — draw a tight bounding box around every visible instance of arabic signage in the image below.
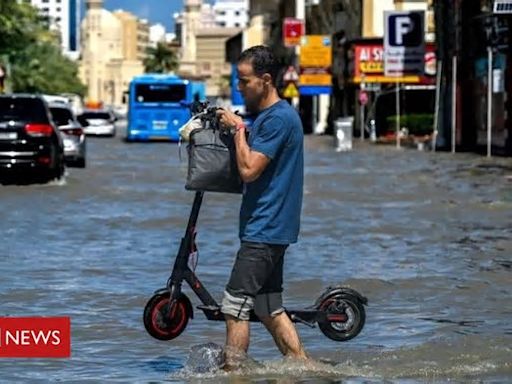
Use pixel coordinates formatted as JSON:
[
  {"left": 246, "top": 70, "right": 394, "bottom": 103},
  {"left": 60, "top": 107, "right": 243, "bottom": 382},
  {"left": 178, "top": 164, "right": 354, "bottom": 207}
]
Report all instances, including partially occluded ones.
[{"left": 353, "top": 42, "right": 436, "bottom": 84}]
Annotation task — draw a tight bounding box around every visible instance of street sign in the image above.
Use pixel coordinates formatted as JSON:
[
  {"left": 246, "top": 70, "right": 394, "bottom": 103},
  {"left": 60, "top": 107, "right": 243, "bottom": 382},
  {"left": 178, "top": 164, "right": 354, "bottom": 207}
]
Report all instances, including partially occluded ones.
[
  {"left": 384, "top": 11, "right": 425, "bottom": 76},
  {"left": 283, "top": 18, "right": 304, "bottom": 47},
  {"left": 283, "top": 66, "right": 299, "bottom": 82},
  {"left": 299, "top": 35, "right": 332, "bottom": 94},
  {"left": 494, "top": 0, "right": 512, "bottom": 13},
  {"left": 283, "top": 82, "right": 299, "bottom": 98}
]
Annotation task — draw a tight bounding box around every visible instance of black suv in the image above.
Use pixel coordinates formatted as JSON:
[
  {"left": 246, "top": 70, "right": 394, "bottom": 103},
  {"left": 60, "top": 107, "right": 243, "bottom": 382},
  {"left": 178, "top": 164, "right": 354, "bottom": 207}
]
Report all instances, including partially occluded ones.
[{"left": 0, "top": 94, "right": 64, "bottom": 180}]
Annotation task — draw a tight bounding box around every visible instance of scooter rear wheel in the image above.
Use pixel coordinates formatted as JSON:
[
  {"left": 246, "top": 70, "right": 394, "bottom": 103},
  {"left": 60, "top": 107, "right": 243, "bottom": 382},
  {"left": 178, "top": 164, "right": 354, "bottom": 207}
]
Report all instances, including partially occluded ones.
[
  {"left": 143, "top": 292, "right": 191, "bottom": 341},
  {"left": 318, "top": 293, "right": 366, "bottom": 342}
]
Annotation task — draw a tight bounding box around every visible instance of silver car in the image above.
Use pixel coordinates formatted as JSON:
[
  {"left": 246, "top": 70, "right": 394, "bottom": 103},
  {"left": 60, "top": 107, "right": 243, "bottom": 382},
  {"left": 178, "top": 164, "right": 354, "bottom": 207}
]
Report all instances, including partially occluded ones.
[
  {"left": 49, "top": 103, "right": 87, "bottom": 168},
  {"left": 77, "top": 110, "right": 116, "bottom": 137}
]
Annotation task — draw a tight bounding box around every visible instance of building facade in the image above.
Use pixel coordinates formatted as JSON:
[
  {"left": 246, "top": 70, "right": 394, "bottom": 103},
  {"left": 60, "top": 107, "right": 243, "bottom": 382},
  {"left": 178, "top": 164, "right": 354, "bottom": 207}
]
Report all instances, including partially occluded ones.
[
  {"left": 112, "top": 10, "right": 150, "bottom": 62},
  {"left": 362, "top": 0, "right": 434, "bottom": 40},
  {"left": 176, "top": 0, "right": 243, "bottom": 96},
  {"left": 434, "top": 0, "right": 512, "bottom": 155},
  {"left": 24, "top": 0, "right": 80, "bottom": 59},
  {"left": 214, "top": 0, "right": 249, "bottom": 28},
  {"left": 79, "top": 0, "right": 143, "bottom": 106},
  {"left": 196, "top": 27, "right": 242, "bottom": 96}
]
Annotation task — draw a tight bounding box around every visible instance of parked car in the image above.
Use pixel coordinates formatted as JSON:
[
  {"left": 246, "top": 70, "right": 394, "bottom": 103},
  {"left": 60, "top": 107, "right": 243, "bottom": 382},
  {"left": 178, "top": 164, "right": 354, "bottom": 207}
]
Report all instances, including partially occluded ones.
[
  {"left": 49, "top": 103, "right": 86, "bottom": 168},
  {"left": 77, "top": 110, "right": 116, "bottom": 137},
  {"left": 0, "top": 94, "right": 64, "bottom": 180}
]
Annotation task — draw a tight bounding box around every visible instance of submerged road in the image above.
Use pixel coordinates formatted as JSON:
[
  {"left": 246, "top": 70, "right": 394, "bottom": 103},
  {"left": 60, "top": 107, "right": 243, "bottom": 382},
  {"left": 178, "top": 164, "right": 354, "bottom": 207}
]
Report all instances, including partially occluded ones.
[{"left": 1, "top": 129, "right": 511, "bottom": 382}]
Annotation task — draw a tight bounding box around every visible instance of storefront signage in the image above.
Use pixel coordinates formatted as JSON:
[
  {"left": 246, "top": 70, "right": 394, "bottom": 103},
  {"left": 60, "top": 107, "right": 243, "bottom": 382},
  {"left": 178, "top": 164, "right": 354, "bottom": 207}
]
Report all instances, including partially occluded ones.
[{"left": 353, "top": 43, "right": 436, "bottom": 84}]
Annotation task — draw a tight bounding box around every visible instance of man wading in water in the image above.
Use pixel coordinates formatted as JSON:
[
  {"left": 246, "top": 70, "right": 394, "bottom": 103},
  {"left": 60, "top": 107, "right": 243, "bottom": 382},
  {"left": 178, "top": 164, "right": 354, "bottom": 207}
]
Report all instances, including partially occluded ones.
[{"left": 216, "top": 45, "right": 308, "bottom": 370}]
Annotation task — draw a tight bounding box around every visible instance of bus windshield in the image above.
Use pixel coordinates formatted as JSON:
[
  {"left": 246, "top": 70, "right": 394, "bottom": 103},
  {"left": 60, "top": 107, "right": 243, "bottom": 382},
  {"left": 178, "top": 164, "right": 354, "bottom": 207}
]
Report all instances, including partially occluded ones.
[{"left": 134, "top": 84, "right": 187, "bottom": 103}]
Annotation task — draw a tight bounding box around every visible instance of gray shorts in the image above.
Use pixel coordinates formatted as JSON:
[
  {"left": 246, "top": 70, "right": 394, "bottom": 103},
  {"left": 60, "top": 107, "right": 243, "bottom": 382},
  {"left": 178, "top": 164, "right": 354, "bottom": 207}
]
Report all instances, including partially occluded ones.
[{"left": 221, "top": 241, "right": 288, "bottom": 321}]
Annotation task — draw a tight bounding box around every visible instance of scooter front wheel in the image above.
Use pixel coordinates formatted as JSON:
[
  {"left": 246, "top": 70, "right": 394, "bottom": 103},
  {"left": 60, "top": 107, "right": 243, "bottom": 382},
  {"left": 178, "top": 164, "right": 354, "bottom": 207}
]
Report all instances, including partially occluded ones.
[
  {"left": 143, "top": 292, "right": 192, "bottom": 341},
  {"left": 317, "top": 291, "right": 366, "bottom": 342}
]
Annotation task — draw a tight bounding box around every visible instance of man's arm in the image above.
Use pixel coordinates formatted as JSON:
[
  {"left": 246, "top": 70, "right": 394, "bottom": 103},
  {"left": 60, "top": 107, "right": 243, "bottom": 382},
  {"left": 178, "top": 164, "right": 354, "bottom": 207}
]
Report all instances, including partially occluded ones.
[{"left": 217, "top": 109, "right": 270, "bottom": 183}]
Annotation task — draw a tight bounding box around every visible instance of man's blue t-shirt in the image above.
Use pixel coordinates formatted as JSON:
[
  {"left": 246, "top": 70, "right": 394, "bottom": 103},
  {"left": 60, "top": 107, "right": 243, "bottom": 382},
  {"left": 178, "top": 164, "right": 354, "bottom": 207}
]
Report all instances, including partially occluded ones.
[{"left": 239, "top": 100, "right": 304, "bottom": 245}]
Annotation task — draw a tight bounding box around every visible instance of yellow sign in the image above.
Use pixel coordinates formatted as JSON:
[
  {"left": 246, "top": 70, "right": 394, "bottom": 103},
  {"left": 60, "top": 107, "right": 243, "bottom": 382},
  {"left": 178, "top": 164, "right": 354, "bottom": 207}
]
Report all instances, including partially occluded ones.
[
  {"left": 299, "top": 74, "right": 331, "bottom": 86},
  {"left": 283, "top": 83, "right": 299, "bottom": 98},
  {"left": 353, "top": 75, "right": 421, "bottom": 84},
  {"left": 299, "top": 35, "right": 332, "bottom": 68}
]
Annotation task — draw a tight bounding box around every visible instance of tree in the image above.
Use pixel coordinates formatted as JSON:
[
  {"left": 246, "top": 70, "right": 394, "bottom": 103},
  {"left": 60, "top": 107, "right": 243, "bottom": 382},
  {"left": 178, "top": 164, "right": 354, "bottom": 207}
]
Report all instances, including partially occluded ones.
[
  {"left": 11, "top": 42, "right": 86, "bottom": 95},
  {"left": 0, "top": 0, "right": 85, "bottom": 95},
  {"left": 143, "top": 42, "right": 178, "bottom": 74}
]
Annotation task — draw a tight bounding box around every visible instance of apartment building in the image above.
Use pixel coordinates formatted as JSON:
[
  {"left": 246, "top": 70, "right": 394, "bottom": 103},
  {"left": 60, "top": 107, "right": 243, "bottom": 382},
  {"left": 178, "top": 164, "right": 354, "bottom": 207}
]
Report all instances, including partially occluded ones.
[
  {"left": 23, "top": 0, "right": 80, "bottom": 59},
  {"left": 213, "top": 0, "right": 249, "bottom": 28},
  {"left": 113, "top": 10, "right": 150, "bottom": 61}
]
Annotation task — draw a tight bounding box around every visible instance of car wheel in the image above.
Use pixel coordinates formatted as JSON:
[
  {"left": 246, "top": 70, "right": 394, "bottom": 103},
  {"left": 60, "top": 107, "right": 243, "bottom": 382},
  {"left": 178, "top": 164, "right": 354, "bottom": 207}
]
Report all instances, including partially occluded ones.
[{"left": 49, "top": 156, "right": 65, "bottom": 180}]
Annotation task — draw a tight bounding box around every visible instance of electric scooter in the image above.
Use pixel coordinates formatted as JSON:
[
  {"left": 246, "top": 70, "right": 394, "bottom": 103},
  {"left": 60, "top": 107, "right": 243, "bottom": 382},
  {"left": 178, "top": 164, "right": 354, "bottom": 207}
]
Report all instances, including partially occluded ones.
[{"left": 143, "top": 190, "right": 368, "bottom": 342}]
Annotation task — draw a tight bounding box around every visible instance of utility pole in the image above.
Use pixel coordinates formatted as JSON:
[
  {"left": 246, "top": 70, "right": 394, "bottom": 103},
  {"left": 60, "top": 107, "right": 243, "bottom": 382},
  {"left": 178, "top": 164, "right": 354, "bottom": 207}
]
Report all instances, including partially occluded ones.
[{"left": 293, "top": 0, "right": 305, "bottom": 109}]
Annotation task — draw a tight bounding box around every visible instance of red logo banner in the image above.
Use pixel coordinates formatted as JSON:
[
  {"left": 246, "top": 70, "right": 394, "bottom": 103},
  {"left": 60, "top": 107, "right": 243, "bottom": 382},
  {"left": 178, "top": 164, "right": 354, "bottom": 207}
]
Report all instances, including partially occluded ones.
[{"left": 0, "top": 317, "right": 71, "bottom": 358}]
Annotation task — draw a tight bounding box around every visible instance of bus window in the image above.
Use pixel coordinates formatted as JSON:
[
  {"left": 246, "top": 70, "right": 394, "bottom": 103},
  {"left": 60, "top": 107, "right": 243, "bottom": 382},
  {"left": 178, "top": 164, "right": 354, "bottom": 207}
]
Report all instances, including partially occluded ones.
[{"left": 135, "top": 84, "right": 186, "bottom": 103}]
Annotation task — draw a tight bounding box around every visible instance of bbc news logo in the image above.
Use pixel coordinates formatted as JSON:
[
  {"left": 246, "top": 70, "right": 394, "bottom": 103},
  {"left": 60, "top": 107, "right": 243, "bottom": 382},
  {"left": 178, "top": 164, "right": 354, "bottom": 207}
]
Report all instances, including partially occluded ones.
[{"left": 0, "top": 317, "right": 70, "bottom": 358}]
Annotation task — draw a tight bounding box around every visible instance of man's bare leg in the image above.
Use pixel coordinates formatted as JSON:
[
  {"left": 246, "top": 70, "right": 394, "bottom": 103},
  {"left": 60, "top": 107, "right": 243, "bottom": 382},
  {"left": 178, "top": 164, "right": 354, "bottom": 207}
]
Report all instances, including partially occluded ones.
[
  {"left": 260, "top": 312, "right": 307, "bottom": 359},
  {"left": 224, "top": 314, "right": 250, "bottom": 370}
]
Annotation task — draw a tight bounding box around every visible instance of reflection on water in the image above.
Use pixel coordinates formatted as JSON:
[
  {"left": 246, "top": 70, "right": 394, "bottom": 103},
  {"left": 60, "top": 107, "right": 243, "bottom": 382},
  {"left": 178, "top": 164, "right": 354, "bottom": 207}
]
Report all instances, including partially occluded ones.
[{"left": 0, "top": 135, "right": 511, "bottom": 382}]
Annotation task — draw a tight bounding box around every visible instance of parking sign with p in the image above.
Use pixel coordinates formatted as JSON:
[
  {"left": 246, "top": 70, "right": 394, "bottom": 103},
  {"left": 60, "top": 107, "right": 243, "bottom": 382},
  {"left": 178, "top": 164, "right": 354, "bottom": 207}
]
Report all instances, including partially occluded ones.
[{"left": 384, "top": 11, "right": 425, "bottom": 76}]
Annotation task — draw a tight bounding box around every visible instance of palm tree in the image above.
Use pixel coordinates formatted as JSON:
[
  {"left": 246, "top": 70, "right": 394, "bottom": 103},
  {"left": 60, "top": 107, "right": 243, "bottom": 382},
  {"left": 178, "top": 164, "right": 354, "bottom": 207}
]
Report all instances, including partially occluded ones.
[{"left": 143, "top": 42, "right": 178, "bottom": 74}]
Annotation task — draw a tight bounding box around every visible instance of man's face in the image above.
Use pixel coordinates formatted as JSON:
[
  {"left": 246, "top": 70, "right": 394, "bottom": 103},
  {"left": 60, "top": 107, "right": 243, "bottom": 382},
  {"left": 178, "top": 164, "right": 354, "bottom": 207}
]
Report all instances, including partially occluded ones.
[{"left": 237, "top": 60, "right": 268, "bottom": 113}]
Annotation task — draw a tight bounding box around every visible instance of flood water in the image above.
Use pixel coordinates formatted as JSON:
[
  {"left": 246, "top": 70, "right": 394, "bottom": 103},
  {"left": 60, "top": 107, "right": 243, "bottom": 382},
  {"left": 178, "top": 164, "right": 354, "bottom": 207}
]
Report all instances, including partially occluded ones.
[{"left": 1, "top": 126, "right": 511, "bottom": 383}]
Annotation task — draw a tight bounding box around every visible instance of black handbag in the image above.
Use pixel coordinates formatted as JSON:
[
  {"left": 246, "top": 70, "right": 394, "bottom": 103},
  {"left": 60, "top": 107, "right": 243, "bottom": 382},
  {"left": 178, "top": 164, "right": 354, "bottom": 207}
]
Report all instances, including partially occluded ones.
[{"left": 185, "top": 126, "right": 242, "bottom": 194}]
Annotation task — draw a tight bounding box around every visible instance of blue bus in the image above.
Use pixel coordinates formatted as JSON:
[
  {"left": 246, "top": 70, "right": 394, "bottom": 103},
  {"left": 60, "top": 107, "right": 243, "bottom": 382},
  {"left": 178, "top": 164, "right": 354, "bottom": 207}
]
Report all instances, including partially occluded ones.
[{"left": 126, "top": 74, "right": 205, "bottom": 142}]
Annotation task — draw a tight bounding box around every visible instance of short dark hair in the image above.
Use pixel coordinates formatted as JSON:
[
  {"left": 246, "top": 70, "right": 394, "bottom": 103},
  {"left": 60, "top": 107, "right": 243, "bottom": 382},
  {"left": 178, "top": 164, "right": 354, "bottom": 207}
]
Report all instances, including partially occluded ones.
[{"left": 238, "top": 45, "right": 279, "bottom": 85}]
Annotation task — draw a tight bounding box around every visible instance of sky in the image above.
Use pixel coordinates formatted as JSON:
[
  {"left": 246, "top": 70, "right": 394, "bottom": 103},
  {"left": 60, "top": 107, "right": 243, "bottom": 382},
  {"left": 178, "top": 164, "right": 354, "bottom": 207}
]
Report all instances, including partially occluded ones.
[{"left": 81, "top": 0, "right": 214, "bottom": 33}]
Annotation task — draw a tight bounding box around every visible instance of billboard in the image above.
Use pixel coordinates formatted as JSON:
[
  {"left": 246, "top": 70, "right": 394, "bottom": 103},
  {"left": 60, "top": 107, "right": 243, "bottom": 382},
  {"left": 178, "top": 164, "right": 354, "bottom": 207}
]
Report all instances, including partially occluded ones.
[{"left": 353, "top": 42, "right": 436, "bottom": 84}]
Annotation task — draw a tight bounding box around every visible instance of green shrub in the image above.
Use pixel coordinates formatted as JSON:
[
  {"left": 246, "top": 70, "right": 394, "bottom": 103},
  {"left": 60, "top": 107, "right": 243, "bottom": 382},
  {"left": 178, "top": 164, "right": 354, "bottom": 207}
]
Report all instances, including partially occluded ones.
[{"left": 386, "top": 114, "right": 434, "bottom": 136}]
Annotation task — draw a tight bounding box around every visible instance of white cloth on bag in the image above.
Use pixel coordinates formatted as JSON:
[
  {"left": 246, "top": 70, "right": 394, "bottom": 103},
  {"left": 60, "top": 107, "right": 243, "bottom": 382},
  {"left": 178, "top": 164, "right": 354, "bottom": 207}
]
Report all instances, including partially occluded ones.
[{"left": 179, "top": 115, "right": 203, "bottom": 141}]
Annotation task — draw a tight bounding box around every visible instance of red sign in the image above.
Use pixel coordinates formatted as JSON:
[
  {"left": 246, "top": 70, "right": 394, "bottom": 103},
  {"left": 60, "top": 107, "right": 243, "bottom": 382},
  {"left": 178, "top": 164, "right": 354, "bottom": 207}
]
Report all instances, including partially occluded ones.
[
  {"left": 0, "top": 317, "right": 71, "bottom": 358},
  {"left": 353, "top": 42, "right": 436, "bottom": 84},
  {"left": 283, "top": 18, "right": 304, "bottom": 47}
]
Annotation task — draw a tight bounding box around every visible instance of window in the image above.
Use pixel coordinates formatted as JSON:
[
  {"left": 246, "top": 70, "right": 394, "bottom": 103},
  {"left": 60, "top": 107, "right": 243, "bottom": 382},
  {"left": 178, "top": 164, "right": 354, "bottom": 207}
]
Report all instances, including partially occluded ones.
[
  {"left": 0, "top": 98, "right": 48, "bottom": 123},
  {"left": 134, "top": 84, "right": 187, "bottom": 103},
  {"left": 79, "top": 112, "right": 111, "bottom": 120},
  {"left": 49, "top": 107, "right": 74, "bottom": 126}
]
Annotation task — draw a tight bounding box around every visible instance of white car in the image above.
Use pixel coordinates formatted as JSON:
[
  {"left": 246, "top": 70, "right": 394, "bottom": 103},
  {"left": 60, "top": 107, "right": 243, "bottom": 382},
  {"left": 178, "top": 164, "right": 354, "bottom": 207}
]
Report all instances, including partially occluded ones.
[{"left": 77, "top": 110, "right": 116, "bottom": 137}]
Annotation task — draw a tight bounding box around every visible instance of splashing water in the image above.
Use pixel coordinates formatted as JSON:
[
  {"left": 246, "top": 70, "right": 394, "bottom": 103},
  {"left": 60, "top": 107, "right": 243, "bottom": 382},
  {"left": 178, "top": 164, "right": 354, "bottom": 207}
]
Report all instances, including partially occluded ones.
[{"left": 183, "top": 343, "right": 225, "bottom": 374}]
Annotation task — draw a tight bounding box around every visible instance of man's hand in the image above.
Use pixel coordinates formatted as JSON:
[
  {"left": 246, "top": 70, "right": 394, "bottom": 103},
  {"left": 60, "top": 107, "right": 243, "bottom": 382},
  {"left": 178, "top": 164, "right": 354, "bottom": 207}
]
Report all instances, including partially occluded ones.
[{"left": 216, "top": 108, "right": 244, "bottom": 130}]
